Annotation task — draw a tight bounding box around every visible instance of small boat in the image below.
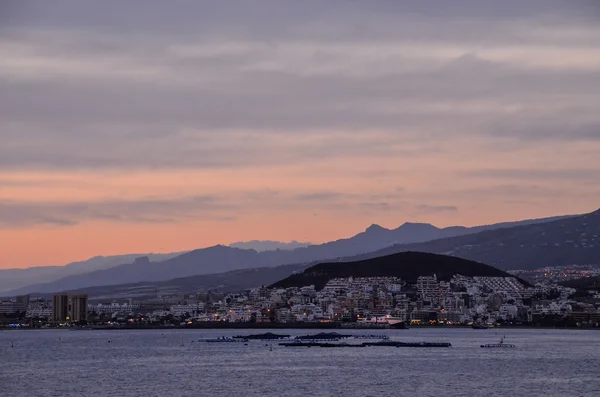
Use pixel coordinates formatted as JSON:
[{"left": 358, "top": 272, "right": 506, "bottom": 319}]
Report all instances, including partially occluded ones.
[
  {"left": 389, "top": 321, "right": 409, "bottom": 329},
  {"left": 481, "top": 336, "right": 515, "bottom": 348}
]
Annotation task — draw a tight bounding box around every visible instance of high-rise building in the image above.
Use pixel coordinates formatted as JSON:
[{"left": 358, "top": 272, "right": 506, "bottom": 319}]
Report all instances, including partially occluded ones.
[
  {"left": 53, "top": 294, "right": 69, "bottom": 322},
  {"left": 69, "top": 294, "right": 88, "bottom": 322},
  {"left": 52, "top": 293, "right": 88, "bottom": 322}
]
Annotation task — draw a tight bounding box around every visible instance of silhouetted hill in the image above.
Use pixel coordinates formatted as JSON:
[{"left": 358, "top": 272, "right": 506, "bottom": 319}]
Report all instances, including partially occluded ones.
[
  {"left": 347, "top": 209, "right": 600, "bottom": 271},
  {"left": 270, "top": 251, "right": 519, "bottom": 290}
]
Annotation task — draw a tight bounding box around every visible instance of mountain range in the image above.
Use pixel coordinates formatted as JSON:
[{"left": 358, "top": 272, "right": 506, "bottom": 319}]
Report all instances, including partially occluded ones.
[
  {"left": 0, "top": 240, "right": 310, "bottom": 292},
  {"left": 348, "top": 208, "right": 600, "bottom": 271},
  {"left": 0, "top": 252, "right": 185, "bottom": 294},
  {"left": 2, "top": 209, "right": 596, "bottom": 296},
  {"left": 228, "top": 240, "right": 312, "bottom": 252}
]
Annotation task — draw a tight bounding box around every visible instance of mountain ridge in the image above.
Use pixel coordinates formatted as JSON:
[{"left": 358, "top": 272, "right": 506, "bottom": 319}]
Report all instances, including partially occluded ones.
[
  {"left": 335, "top": 208, "right": 600, "bottom": 271},
  {"left": 1, "top": 211, "right": 585, "bottom": 295},
  {"left": 229, "top": 240, "right": 311, "bottom": 252}
]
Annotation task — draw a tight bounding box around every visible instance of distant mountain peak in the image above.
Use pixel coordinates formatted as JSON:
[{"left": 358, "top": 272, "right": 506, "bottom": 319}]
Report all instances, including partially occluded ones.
[
  {"left": 133, "top": 256, "right": 150, "bottom": 266},
  {"left": 397, "top": 222, "right": 437, "bottom": 230},
  {"left": 365, "top": 224, "right": 387, "bottom": 233},
  {"left": 229, "top": 240, "right": 311, "bottom": 252},
  {"left": 208, "top": 244, "right": 233, "bottom": 251}
]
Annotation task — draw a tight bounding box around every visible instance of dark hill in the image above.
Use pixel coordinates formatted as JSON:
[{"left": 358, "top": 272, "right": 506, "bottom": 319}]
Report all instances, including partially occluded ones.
[{"left": 269, "top": 251, "right": 520, "bottom": 290}]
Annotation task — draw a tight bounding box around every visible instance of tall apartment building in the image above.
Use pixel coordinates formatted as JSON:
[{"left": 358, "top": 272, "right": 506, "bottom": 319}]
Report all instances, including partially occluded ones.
[
  {"left": 53, "top": 294, "right": 69, "bottom": 322},
  {"left": 52, "top": 293, "right": 88, "bottom": 322},
  {"left": 69, "top": 294, "right": 88, "bottom": 322}
]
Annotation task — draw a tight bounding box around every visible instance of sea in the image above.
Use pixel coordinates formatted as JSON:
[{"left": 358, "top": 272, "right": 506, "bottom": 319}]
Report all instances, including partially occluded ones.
[{"left": 1, "top": 328, "right": 599, "bottom": 397}]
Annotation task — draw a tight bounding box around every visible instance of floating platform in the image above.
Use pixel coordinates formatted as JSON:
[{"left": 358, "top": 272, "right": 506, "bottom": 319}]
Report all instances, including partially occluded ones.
[
  {"left": 295, "top": 332, "right": 352, "bottom": 340},
  {"left": 480, "top": 343, "right": 515, "bottom": 348},
  {"left": 279, "top": 342, "right": 365, "bottom": 348},
  {"left": 279, "top": 341, "right": 451, "bottom": 348},
  {"left": 233, "top": 332, "right": 290, "bottom": 340},
  {"left": 353, "top": 335, "right": 390, "bottom": 340},
  {"left": 197, "top": 337, "right": 249, "bottom": 343},
  {"left": 363, "top": 341, "right": 452, "bottom": 348}
]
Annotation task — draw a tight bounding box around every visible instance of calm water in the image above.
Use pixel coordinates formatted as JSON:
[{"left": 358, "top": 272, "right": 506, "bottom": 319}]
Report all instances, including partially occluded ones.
[{"left": 1, "top": 328, "right": 599, "bottom": 397}]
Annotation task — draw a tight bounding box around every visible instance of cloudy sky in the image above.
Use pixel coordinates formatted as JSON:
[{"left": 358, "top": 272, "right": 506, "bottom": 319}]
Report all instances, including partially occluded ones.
[{"left": 1, "top": 1, "right": 599, "bottom": 268}]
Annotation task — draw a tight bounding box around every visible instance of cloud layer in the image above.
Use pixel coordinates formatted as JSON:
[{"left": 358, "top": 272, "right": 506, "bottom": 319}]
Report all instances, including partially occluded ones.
[{"left": 1, "top": 0, "right": 599, "bottom": 267}]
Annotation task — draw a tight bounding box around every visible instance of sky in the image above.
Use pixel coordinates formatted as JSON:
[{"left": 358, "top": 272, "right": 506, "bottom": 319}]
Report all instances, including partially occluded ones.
[{"left": 1, "top": 0, "right": 600, "bottom": 269}]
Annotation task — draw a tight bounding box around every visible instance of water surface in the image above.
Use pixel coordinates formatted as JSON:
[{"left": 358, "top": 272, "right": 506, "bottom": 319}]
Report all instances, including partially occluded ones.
[{"left": 1, "top": 328, "right": 599, "bottom": 397}]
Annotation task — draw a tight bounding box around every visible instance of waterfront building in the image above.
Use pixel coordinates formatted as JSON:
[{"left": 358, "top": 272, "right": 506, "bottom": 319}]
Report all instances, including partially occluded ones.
[
  {"left": 70, "top": 294, "right": 88, "bottom": 322},
  {"left": 53, "top": 294, "right": 69, "bottom": 322},
  {"left": 52, "top": 293, "right": 88, "bottom": 322}
]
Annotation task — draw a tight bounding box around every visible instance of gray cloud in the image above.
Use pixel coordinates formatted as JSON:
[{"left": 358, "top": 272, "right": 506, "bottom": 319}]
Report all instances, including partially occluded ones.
[
  {"left": 415, "top": 205, "right": 459, "bottom": 213},
  {"left": 358, "top": 202, "right": 394, "bottom": 213},
  {"left": 1, "top": 0, "right": 599, "bottom": 176}
]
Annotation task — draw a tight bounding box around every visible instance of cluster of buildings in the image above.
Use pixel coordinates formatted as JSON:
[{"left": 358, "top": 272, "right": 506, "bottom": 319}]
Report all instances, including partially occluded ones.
[
  {"left": 0, "top": 293, "right": 88, "bottom": 327},
  {"left": 2, "top": 273, "right": 599, "bottom": 328}
]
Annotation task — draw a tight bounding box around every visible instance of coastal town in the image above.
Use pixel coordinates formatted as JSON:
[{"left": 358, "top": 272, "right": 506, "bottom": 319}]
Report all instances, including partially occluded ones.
[{"left": 2, "top": 264, "right": 599, "bottom": 329}]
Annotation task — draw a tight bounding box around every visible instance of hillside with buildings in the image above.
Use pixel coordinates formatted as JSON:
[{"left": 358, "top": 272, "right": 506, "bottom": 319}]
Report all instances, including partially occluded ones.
[{"left": 270, "top": 251, "right": 521, "bottom": 290}]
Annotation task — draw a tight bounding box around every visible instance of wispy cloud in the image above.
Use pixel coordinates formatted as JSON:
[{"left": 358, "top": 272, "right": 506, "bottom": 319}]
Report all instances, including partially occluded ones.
[
  {"left": 415, "top": 205, "right": 459, "bottom": 213},
  {"left": 0, "top": 196, "right": 230, "bottom": 228}
]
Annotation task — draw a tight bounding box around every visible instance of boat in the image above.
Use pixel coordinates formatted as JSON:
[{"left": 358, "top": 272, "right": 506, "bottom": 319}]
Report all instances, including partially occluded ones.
[
  {"left": 358, "top": 316, "right": 408, "bottom": 329},
  {"left": 389, "top": 321, "right": 409, "bottom": 329},
  {"left": 472, "top": 322, "right": 489, "bottom": 329},
  {"left": 481, "top": 336, "right": 515, "bottom": 348}
]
